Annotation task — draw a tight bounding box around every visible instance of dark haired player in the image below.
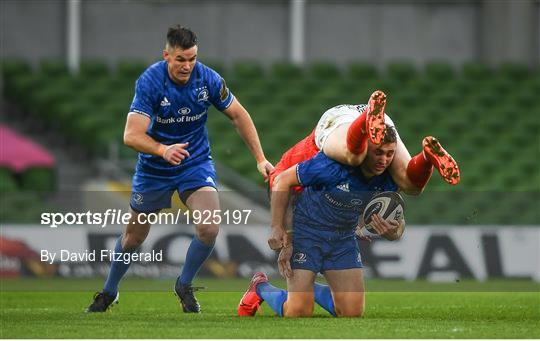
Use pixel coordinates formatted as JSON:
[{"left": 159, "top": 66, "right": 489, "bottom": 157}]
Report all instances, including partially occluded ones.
[
  {"left": 86, "top": 25, "right": 273, "bottom": 313},
  {"left": 238, "top": 125, "right": 404, "bottom": 318}
]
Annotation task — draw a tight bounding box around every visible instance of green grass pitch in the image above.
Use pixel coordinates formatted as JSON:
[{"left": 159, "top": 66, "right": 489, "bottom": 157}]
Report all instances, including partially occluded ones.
[{"left": 1, "top": 278, "right": 539, "bottom": 338}]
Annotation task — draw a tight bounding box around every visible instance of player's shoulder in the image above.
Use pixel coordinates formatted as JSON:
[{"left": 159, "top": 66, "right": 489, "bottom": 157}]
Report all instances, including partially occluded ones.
[
  {"left": 138, "top": 60, "right": 167, "bottom": 86},
  {"left": 195, "top": 61, "right": 222, "bottom": 81},
  {"left": 308, "top": 153, "right": 350, "bottom": 175}
]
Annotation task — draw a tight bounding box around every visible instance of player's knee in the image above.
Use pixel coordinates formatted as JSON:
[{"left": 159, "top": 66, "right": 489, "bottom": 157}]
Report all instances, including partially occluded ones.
[
  {"left": 284, "top": 302, "right": 314, "bottom": 317},
  {"left": 122, "top": 233, "right": 146, "bottom": 251},
  {"left": 273, "top": 172, "right": 285, "bottom": 189},
  {"left": 335, "top": 305, "right": 364, "bottom": 318},
  {"left": 334, "top": 296, "right": 364, "bottom": 318},
  {"left": 344, "top": 152, "right": 363, "bottom": 166},
  {"left": 196, "top": 223, "right": 219, "bottom": 243}
]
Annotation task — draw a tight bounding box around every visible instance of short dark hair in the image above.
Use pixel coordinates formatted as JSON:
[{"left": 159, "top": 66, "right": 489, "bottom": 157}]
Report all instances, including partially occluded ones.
[
  {"left": 166, "top": 25, "right": 198, "bottom": 50},
  {"left": 382, "top": 124, "right": 398, "bottom": 144}
]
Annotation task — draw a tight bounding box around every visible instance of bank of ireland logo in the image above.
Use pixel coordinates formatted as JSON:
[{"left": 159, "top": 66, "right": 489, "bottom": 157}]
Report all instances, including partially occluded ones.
[
  {"left": 133, "top": 193, "right": 144, "bottom": 205},
  {"left": 293, "top": 252, "right": 307, "bottom": 264},
  {"left": 178, "top": 107, "right": 191, "bottom": 115},
  {"left": 197, "top": 89, "right": 209, "bottom": 102},
  {"left": 351, "top": 198, "right": 363, "bottom": 206}
]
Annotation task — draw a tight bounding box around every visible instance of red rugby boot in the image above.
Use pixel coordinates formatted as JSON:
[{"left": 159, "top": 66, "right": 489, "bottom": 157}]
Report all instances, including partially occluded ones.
[
  {"left": 364, "top": 90, "right": 387, "bottom": 145},
  {"left": 422, "top": 136, "right": 460, "bottom": 185},
  {"left": 237, "top": 272, "right": 268, "bottom": 317}
]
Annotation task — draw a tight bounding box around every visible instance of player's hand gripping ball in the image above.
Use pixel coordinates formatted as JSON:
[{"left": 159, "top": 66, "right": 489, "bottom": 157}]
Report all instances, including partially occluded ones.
[{"left": 362, "top": 191, "right": 405, "bottom": 234}]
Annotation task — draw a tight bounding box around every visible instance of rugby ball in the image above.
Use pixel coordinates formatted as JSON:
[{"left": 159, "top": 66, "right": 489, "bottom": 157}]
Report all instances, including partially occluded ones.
[{"left": 362, "top": 191, "right": 405, "bottom": 234}]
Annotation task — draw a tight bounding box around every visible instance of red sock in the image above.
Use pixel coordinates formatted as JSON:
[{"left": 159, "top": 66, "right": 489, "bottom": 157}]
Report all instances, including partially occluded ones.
[
  {"left": 346, "top": 113, "right": 368, "bottom": 154},
  {"left": 406, "top": 151, "right": 434, "bottom": 189}
]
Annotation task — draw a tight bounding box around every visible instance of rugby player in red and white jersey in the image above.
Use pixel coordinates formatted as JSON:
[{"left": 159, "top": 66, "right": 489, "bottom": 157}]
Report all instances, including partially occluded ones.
[{"left": 267, "top": 90, "right": 460, "bottom": 250}]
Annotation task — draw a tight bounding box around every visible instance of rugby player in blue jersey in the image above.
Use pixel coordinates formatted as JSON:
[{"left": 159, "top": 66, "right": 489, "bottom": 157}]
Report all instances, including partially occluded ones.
[
  {"left": 238, "top": 125, "right": 404, "bottom": 317},
  {"left": 86, "top": 25, "right": 273, "bottom": 313}
]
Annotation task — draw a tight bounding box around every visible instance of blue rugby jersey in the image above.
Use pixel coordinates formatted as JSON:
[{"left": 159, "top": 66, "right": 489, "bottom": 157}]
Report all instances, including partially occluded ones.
[
  {"left": 294, "top": 153, "right": 398, "bottom": 232},
  {"left": 129, "top": 61, "right": 234, "bottom": 175}
]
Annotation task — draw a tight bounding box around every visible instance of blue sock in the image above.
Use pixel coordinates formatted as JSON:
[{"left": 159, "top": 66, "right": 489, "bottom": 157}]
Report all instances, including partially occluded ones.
[
  {"left": 256, "top": 282, "right": 288, "bottom": 317},
  {"left": 314, "top": 282, "right": 336, "bottom": 317},
  {"left": 178, "top": 236, "right": 214, "bottom": 285},
  {"left": 103, "top": 236, "right": 133, "bottom": 296}
]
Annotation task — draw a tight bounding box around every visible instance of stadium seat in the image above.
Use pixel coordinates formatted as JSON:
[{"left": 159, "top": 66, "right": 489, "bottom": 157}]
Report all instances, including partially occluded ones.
[
  {"left": 0, "top": 168, "right": 18, "bottom": 191},
  {"left": 80, "top": 59, "right": 110, "bottom": 79},
  {"left": 39, "top": 59, "right": 69, "bottom": 77},
  {"left": 20, "top": 167, "right": 56, "bottom": 192},
  {"left": 9, "top": 73, "right": 45, "bottom": 104},
  {"left": 32, "top": 88, "right": 76, "bottom": 122},
  {"left": 308, "top": 61, "right": 341, "bottom": 80},
  {"left": 393, "top": 90, "right": 419, "bottom": 108},
  {"left": 428, "top": 89, "right": 460, "bottom": 108},
  {"left": 232, "top": 60, "right": 264, "bottom": 79},
  {"left": 498, "top": 62, "right": 529, "bottom": 81},
  {"left": 1, "top": 59, "right": 32, "bottom": 83},
  {"left": 462, "top": 62, "right": 492, "bottom": 80},
  {"left": 4, "top": 57, "right": 536, "bottom": 225},
  {"left": 386, "top": 61, "right": 417, "bottom": 81},
  {"left": 425, "top": 61, "right": 454, "bottom": 81},
  {"left": 270, "top": 62, "right": 304, "bottom": 80},
  {"left": 347, "top": 62, "right": 378, "bottom": 80},
  {"left": 116, "top": 59, "right": 148, "bottom": 80}
]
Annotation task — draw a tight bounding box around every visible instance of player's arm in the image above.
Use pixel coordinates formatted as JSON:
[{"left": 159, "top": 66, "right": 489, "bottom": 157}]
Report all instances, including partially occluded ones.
[
  {"left": 268, "top": 165, "right": 299, "bottom": 250},
  {"left": 390, "top": 138, "right": 423, "bottom": 196},
  {"left": 124, "top": 113, "right": 189, "bottom": 166},
  {"left": 222, "top": 98, "right": 273, "bottom": 179}
]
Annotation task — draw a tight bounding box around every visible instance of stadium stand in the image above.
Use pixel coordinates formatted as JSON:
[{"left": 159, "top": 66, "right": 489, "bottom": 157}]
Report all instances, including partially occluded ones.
[
  {"left": 0, "top": 125, "right": 58, "bottom": 222},
  {"left": 2, "top": 59, "right": 538, "bottom": 224}
]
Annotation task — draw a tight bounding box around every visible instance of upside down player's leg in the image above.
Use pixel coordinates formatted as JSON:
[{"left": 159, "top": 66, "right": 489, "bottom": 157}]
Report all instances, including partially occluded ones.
[
  {"left": 270, "top": 90, "right": 388, "bottom": 188},
  {"left": 318, "top": 90, "right": 387, "bottom": 166},
  {"left": 346, "top": 90, "right": 387, "bottom": 150},
  {"left": 392, "top": 136, "right": 461, "bottom": 193},
  {"left": 322, "top": 124, "right": 368, "bottom": 166},
  {"left": 388, "top": 137, "right": 418, "bottom": 193},
  {"left": 420, "top": 136, "right": 460, "bottom": 185}
]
